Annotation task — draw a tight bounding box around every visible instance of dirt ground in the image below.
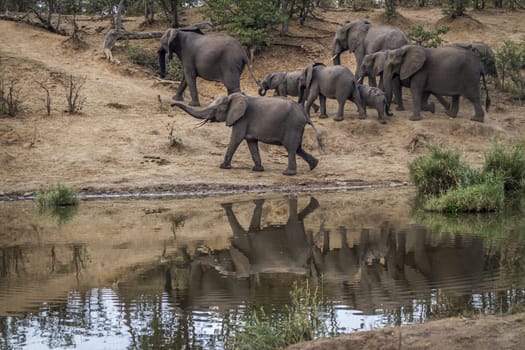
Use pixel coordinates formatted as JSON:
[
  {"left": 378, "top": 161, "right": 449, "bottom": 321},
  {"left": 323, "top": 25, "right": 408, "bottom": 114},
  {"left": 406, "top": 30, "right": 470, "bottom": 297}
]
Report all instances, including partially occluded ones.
[{"left": 1, "top": 5, "right": 525, "bottom": 348}]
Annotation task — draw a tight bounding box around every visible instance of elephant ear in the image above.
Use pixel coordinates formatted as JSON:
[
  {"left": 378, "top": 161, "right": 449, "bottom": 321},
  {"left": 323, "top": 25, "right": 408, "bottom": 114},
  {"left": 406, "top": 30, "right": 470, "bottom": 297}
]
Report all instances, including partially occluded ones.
[
  {"left": 225, "top": 93, "right": 248, "bottom": 127},
  {"left": 167, "top": 29, "right": 180, "bottom": 59},
  {"left": 305, "top": 63, "right": 324, "bottom": 88},
  {"left": 400, "top": 46, "right": 426, "bottom": 81},
  {"left": 335, "top": 23, "right": 352, "bottom": 49},
  {"left": 180, "top": 26, "right": 204, "bottom": 35},
  {"left": 271, "top": 72, "right": 286, "bottom": 88},
  {"left": 373, "top": 52, "right": 387, "bottom": 76},
  {"left": 347, "top": 20, "right": 370, "bottom": 52}
]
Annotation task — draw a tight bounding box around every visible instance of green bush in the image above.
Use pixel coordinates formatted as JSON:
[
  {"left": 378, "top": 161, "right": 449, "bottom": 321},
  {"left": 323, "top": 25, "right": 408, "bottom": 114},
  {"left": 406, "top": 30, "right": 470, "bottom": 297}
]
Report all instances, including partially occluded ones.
[
  {"left": 423, "top": 172, "right": 505, "bottom": 213},
  {"left": 36, "top": 183, "right": 79, "bottom": 208},
  {"left": 125, "top": 44, "right": 183, "bottom": 81},
  {"left": 409, "top": 145, "right": 475, "bottom": 196},
  {"left": 483, "top": 141, "right": 525, "bottom": 193},
  {"left": 407, "top": 25, "right": 450, "bottom": 48},
  {"left": 495, "top": 41, "right": 525, "bottom": 101}
]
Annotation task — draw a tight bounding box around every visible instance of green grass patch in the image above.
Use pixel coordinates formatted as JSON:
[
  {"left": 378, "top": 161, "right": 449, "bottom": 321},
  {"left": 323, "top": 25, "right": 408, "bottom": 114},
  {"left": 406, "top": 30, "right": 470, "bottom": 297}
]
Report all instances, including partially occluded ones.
[
  {"left": 423, "top": 172, "right": 505, "bottom": 213},
  {"left": 230, "top": 280, "right": 328, "bottom": 349},
  {"left": 483, "top": 141, "right": 525, "bottom": 193},
  {"left": 36, "top": 183, "right": 79, "bottom": 209},
  {"left": 410, "top": 142, "right": 525, "bottom": 213}
]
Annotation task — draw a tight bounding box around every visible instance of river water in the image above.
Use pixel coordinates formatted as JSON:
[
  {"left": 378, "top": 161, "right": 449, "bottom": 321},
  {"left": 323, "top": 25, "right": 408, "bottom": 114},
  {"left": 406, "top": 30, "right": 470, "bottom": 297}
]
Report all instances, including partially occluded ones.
[{"left": 1, "top": 187, "right": 524, "bottom": 349}]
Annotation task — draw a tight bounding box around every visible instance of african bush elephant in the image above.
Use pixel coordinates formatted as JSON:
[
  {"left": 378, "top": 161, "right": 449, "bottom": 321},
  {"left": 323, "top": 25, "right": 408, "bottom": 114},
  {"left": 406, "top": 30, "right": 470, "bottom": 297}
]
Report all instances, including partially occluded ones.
[
  {"left": 439, "top": 42, "right": 497, "bottom": 118},
  {"left": 357, "top": 84, "right": 393, "bottom": 124},
  {"left": 332, "top": 20, "right": 409, "bottom": 87},
  {"left": 172, "top": 93, "right": 323, "bottom": 175},
  {"left": 358, "top": 51, "right": 404, "bottom": 110},
  {"left": 157, "top": 27, "right": 259, "bottom": 106},
  {"left": 383, "top": 45, "right": 491, "bottom": 122},
  {"left": 257, "top": 70, "right": 319, "bottom": 112},
  {"left": 301, "top": 63, "right": 366, "bottom": 121}
]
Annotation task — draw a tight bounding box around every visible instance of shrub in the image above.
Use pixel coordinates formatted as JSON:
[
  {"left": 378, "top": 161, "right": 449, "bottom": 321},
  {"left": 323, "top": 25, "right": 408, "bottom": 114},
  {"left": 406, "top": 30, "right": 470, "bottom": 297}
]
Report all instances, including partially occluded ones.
[
  {"left": 64, "top": 75, "right": 86, "bottom": 115},
  {"left": 409, "top": 145, "right": 475, "bottom": 196},
  {"left": 36, "top": 183, "right": 79, "bottom": 209},
  {"left": 423, "top": 172, "right": 505, "bottom": 213},
  {"left": 483, "top": 141, "right": 525, "bottom": 193},
  {"left": 407, "top": 25, "right": 450, "bottom": 48},
  {"left": 495, "top": 41, "right": 525, "bottom": 101},
  {"left": 0, "top": 77, "right": 21, "bottom": 117}
]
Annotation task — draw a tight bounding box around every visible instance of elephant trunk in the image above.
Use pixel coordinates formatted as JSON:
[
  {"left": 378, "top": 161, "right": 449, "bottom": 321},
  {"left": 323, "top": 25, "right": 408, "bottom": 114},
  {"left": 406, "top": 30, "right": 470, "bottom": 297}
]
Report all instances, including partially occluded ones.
[
  {"left": 171, "top": 102, "right": 213, "bottom": 120},
  {"left": 157, "top": 49, "right": 167, "bottom": 78},
  {"left": 383, "top": 65, "right": 394, "bottom": 106},
  {"left": 332, "top": 43, "right": 343, "bottom": 65},
  {"left": 258, "top": 82, "right": 269, "bottom": 96}
]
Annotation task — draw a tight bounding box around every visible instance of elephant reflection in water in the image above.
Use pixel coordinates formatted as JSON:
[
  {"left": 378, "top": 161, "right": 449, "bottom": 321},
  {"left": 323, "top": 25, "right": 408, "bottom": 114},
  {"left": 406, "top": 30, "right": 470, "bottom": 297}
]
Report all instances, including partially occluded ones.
[{"left": 224, "top": 197, "right": 320, "bottom": 278}]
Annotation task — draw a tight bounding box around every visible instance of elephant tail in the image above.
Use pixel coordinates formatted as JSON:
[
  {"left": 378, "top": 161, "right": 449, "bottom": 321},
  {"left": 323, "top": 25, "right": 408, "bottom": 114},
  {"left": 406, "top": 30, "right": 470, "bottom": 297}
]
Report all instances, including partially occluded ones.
[
  {"left": 306, "top": 118, "right": 325, "bottom": 153},
  {"left": 481, "top": 71, "right": 491, "bottom": 112},
  {"left": 243, "top": 56, "right": 263, "bottom": 90}
]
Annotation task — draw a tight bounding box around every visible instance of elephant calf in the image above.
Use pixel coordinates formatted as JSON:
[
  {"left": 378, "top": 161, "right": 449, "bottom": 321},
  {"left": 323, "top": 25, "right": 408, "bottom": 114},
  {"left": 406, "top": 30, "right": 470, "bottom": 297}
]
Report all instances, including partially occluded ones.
[
  {"left": 301, "top": 63, "right": 366, "bottom": 121},
  {"left": 357, "top": 84, "right": 392, "bottom": 124},
  {"left": 258, "top": 70, "right": 319, "bottom": 112}
]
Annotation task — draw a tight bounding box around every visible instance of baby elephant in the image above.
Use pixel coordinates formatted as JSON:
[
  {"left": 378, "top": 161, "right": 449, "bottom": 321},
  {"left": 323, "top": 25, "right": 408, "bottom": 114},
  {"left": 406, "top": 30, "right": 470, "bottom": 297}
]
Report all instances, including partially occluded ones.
[{"left": 357, "top": 84, "right": 393, "bottom": 124}]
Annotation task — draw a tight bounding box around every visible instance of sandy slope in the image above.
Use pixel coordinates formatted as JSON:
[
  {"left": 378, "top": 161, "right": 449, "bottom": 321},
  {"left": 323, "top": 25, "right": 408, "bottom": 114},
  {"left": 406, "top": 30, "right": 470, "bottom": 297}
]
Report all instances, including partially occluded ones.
[{"left": 1, "top": 8, "right": 525, "bottom": 195}]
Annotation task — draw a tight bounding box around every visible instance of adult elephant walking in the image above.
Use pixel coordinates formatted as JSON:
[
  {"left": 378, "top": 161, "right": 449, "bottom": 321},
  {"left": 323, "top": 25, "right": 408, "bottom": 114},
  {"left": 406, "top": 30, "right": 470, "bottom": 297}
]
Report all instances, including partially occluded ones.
[
  {"left": 332, "top": 20, "right": 409, "bottom": 87},
  {"left": 157, "top": 27, "right": 259, "bottom": 106},
  {"left": 383, "top": 45, "right": 490, "bottom": 122}
]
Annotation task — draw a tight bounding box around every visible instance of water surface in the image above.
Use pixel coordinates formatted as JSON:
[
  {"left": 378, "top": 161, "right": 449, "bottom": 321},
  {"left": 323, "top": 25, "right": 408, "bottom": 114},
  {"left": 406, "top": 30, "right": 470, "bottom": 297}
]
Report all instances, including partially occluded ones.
[{"left": 1, "top": 188, "right": 524, "bottom": 349}]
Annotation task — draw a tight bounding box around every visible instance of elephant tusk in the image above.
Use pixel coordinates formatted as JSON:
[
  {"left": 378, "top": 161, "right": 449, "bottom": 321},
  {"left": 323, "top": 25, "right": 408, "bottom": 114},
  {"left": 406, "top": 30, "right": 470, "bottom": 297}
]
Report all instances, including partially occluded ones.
[{"left": 330, "top": 54, "right": 339, "bottom": 62}]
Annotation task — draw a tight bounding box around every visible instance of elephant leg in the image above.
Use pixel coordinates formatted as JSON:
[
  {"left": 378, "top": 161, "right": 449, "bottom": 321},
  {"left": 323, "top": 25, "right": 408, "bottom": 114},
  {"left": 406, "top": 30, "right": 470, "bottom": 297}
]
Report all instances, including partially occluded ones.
[
  {"left": 246, "top": 140, "right": 264, "bottom": 172},
  {"left": 421, "top": 92, "right": 435, "bottom": 114},
  {"left": 305, "top": 93, "right": 318, "bottom": 118},
  {"left": 248, "top": 199, "right": 264, "bottom": 231},
  {"left": 318, "top": 95, "right": 328, "bottom": 119},
  {"left": 297, "top": 147, "right": 318, "bottom": 170},
  {"left": 409, "top": 86, "right": 423, "bottom": 121},
  {"left": 184, "top": 69, "right": 200, "bottom": 107},
  {"left": 298, "top": 197, "right": 320, "bottom": 221},
  {"left": 467, "top": 95, "right": 484, "bottom": 122},
  {"left": 283, "top": 142, "right": 300, "bottom": 176},
  {"left": 334, "top": 99, "right": 346, "bottom": 121},
  {"left": 369, "top": 75, "right": 378, "bottom": 88},
  {"left": 221, "top": 203, "right": 246, "bottom": 235},
  {"left": 447, "top": 96, "right": 460, "bottom": 118},
  {"left": 173, "top": 76, "right": 187, "bottom": 101},
  {"left": 376, "top": 102, "right": 386, "bottom": 124},
  {"left": 220, "top": 133, "right": 243, "bottom": 169},
  {"left": 393, "top": 78, "right": 405, "bottom": 111}
]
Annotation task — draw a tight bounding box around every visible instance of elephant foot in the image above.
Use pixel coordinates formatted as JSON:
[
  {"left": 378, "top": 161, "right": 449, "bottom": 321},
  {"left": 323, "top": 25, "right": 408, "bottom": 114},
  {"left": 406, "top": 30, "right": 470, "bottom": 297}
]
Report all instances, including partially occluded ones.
[
  {"left": 378, "top": 119, "right": 387, "bottom": 124},
  {"left": 312, "top": 104, "right": 320, "bottom": 113},
  {"left": 283, "top": 168, "right": 297, "bottom": 176},
  {"left": 252, "top": 164, "right": 265, "bottom": 172},
  {"left": 422, "top": 102, "right": 435, "bottom": 114},
  {"left": 333, "top": 115, "right": 344, "bottom": 122},
  {"left": 220, "top": 163, "right": 232, "bottom": 169},
  {"left": 409, "top": 115, "right": 422, "bottom": 121},
  {"left": 189, "top": 100, "right": 201, "bottom": 107},
  {"left": 446, "top": 111, "right": 458, "bottom": 118},
  {"left": 220, "top": 202, "right": 233, "bottom": 209},
  {"left": 319, "top": 114, "right": 329, "bottom": 119},
  {"left": 309, "top": 158, "right": 319, "bottom": 171},
  {"left": 358, "top": 113, "right": 367, "bottom": 120},
  {"left": 172, "top": 95, "right": 184, "bottom": 101},
  {"left": 396, "top": 105, "right": 405, "bottom": 111},
  {"left": 471, "top": 116, "right": 484, "bottom": 123}
]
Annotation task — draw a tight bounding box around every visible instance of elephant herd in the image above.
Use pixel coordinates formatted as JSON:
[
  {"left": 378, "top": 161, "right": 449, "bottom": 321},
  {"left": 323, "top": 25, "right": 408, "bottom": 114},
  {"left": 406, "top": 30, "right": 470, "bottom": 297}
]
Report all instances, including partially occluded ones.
[{"left": 160, "top": 20, "right": 496, "bottom": 175}]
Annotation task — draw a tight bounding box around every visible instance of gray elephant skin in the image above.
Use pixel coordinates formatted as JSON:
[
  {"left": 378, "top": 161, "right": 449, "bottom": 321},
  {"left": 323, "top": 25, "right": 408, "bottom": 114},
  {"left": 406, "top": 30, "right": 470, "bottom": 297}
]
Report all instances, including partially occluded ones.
[
  {"left": 359, "top": 51, "right": 405, "bottom": 110},
  {"left": 332, "top": 20, "right": 409, "bottom": 87},
  {"left": 301, "top": 63, "right": 365, "bottom": 121},
  {"left": 258, "top": 70, "right": 320, "bottom": 112},
  {"left": 357, "top": 84, "right": 393, "bottom": 124},
  {"left": 383, "top": 45, "right": 491, "bottom": 122},
  {"left": 158, "top": 27, "right": 257, "bottom": 107},
  {"left": 172, "top": 93, "right": 323, "bottom": 176}
]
